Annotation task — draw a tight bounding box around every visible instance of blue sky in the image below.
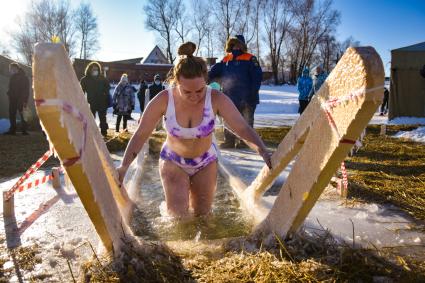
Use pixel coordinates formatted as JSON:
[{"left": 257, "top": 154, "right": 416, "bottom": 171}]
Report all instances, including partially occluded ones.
[
  {"left": 1, "top": 0, "right": 424, "bottom": 76},
  {"left": 333, "top": 0, "right": 425, "bottom": 75}
]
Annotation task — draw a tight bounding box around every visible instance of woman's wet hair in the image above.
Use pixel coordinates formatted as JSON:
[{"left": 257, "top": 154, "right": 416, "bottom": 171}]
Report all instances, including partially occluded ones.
[{"left": 167, "top": 42, "right": 208, "bottom": 85}]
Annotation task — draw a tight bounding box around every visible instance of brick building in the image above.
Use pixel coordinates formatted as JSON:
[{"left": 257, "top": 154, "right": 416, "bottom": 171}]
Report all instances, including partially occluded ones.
[{"left": 73, "top": 45, "right": 174, "bottom": 83}]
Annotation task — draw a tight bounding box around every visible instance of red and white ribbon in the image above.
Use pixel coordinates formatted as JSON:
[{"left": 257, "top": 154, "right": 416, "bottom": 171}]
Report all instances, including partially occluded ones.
[
  {"left": 321, "top": 85, "right": 384, "bottom": 194},
  {"left": 35, "top": 99, "right": 88, "bottom": 168},
  {"left": 5, "top": 149, "right": 53, "bottom": 201},
  {"left": 17, "top": 173, "right": 54, "bottom": 193}
]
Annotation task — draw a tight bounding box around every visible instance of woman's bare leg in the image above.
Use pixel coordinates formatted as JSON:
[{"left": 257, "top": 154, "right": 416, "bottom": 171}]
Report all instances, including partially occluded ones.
[
  {"left": 159, "top": 160, "right": 190, "bottom": 217},
  {"left": 189, "top": 161, "right": 217, "bottom": 216}
]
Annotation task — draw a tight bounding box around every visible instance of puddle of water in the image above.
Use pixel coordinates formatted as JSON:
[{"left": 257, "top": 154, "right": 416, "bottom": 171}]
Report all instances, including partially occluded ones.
[{"left": 128, "top": 154, "right": 253, "bottom": 242}]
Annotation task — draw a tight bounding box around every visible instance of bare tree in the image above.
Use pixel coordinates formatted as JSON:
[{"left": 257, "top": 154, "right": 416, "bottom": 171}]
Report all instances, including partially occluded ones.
[
  {"left": 234, "top": 0, "right": 255, "bottom": 45},
  {"left": 252, "top": 0, "right": 265, "bottom": 58},
  {"left": 144, "top": 0, "right": 183, "bottom": 64},
  {"left": 234, "top": 0, "right": 265, "bottom": 58},
  {"left": 336, "top": 36, "right": 360, "bottom": 61},
  {"left": 190, "top": 0, "right": 209, "bottom": 55},
  {"left": 0, "top": 41, "right": 11, "bottom": 57},
  {"left": 318, "top": 34, "right": 338, "bottom": 73},
  {"left": 205, "top": 24, "right": 217, "bottom": 58},
  {"left": 211, "top": 0, "right": 244, "bottom": 47},
  {"left": 263, "top": 0, "right": 292, "bottom": 84},
  {"left": 75, "top": 2, "right": 99, "bottom": 59},
  {"left": 11, "top": 0, "right": 77, "bottom": 64},
  {"left": 290, "top": 0, "right": 340, "bottom": 77},
  {"left": 174, "top": 1, "right": 191, "bottom": 44}
]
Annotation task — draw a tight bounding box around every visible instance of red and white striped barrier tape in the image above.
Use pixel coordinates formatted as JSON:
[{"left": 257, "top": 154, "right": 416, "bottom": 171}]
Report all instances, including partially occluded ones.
[
  {"left": 321, "top": 85, "right": 384, "bottom": 194},
  {"left": 35, "top": 98, "right": 88, "bottom": 167},
  {"left": 17, "top": 173, "right": 54, "bottom": 193},
  {"left": 4, "top": 149, "right": 53, "bottom": 201},
  {"left": 4, "top": 97, "right": 86, "bottom": 201},
  {"left": 6, "top": 167, "right": 66, "bottom": 200}
]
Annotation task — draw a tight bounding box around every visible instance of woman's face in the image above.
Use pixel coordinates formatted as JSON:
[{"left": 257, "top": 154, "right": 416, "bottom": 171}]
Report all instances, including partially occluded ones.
[{"left": 177, "top": 76, "right": 207, "bottom": 104}]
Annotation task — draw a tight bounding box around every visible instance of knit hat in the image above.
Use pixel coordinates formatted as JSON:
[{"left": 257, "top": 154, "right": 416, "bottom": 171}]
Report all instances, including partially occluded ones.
[
  {"left": 225, "top": 37, "right": 248, "bottom": 53},
  {"left": 120, "top": 73, "right": 129, "bottom": 83},
  {"left": 235, "top": 35, "right": 246, "bottom": 45}
]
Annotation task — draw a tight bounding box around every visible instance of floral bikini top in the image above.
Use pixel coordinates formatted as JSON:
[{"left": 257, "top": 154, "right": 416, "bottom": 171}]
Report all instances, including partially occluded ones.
[{"left": 164, "top": 86, "right": 215, "bottom": 139}]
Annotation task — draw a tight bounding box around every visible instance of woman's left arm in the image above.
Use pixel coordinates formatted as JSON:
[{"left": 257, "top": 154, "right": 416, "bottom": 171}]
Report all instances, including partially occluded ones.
[{"left": 215, "top": 93, "right": 272, "bottom": 168}]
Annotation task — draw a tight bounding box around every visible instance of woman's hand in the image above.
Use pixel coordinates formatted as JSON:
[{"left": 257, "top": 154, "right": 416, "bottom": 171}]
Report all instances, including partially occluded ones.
[
  {"left": 116, "top": 165, "right": 129, "bottom": 186},
  {"left": 259, "top": 148, "right": 272, "bottom": 169}
]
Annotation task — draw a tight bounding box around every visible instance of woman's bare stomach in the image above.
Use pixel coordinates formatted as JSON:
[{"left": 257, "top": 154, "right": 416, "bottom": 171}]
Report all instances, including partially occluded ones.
[{"left": 164, "top": 135, "right": 213, "bottom": 158}]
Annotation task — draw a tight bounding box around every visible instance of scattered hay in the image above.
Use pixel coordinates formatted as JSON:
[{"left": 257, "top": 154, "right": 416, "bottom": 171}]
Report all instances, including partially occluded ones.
[
  {"left": 0, "top": 241, "right": 45, "bottom": 282},
  {"left": 104, "top": 130, "right": 132, "bottom": 152},
  {"left": 0, "top": 129, "right": 131, "bottom": 178},
  {"left": 186, "top": 229, "right": 425, "bottom": 282},
  {"left": 0, "top": 131, "right": 59, "bottom": 179},
  {"left": 80, "top": 238, "right": 194, "bottom": 283},
  {"left": 255, "top": 127, "right": 291, "bottom": 146},
  {"left": 346, "top": 125, "right": 425, "bottom": 220}
]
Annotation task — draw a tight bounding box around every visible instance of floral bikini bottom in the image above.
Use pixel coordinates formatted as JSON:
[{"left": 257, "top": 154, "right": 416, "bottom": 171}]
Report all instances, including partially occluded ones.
[{"left": 159, "top": 143, "right": 218, "bottom": 176}]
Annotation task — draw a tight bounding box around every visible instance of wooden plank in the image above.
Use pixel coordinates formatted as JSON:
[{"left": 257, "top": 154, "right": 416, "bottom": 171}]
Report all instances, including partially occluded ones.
[
  {"left": 33, "top": 43, "right": 134, "bottom": 254},
  {"left": 246, "top": 47, "right": 385, "bottom": 237}
]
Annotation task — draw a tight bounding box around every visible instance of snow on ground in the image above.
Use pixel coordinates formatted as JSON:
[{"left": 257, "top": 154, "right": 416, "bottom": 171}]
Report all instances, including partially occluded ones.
[
  {"left": 394, "top": 127, "right": 425, "bottom": 143},
  {"left": 0, "top": 170, "right": 99, "bottom": 281},
  {"left": 255, "top": 85, "right": 299, "bottom": 128},
  {"left": 0, "top": 119, "right": 10, "bottom": 134},
  {"left": 388, "top": 116, "right": 425, "bottom": 125}
]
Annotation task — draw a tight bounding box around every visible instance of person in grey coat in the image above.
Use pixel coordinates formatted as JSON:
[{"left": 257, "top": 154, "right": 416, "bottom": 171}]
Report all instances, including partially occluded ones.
[{"left": 113, "top": 74, "right": 136, "bottom": 132}]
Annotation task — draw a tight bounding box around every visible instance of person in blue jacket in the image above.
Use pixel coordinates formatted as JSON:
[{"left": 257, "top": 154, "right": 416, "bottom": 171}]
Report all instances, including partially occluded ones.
[
  {"left": 309, "top": 65, "right": 328, "bottom": 99},
  {"left": 209, "top": 35, "right": 262, "bottom": 148},
  {"left": 297, "top": 67, "right": 312, "bottom": 114}
]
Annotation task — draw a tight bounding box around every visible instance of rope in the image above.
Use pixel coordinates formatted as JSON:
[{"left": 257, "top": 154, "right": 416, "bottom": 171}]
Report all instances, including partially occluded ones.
[
  {"left": 321, "top": 85, "right": 384, "bottom": 195},
  {"left": 35, "top": 99, "right": 88, "bottom": 167},
  {"left": 5, "top": 150, "right": 53, "bottom": 201}
]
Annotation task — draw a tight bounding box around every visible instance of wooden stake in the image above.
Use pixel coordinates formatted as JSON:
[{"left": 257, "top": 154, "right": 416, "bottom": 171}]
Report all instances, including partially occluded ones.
[
  {"left": 52, "top": 167, "right": 61, "bottom": 189},
  {"left": 3, "top": 191, "right": 15, "bottom": 218},
  {"left": 380, "top": 124, "right": 386, "bottom": 136}
]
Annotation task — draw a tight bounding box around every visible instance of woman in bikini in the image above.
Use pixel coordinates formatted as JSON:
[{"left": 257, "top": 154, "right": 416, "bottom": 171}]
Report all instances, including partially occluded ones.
[{"left": 117, "top": 42, "right": 271, "bottom": 218}]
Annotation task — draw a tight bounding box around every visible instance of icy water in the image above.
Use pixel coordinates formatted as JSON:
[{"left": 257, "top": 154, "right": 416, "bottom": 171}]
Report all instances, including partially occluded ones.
[{"left": 127, "top": 154, "right": 253, "bottom": 242}]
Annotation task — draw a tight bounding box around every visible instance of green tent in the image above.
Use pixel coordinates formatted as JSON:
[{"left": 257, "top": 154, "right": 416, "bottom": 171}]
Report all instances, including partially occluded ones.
[{"left": 389, "top": 42, "right": 425, "bottom": 119}]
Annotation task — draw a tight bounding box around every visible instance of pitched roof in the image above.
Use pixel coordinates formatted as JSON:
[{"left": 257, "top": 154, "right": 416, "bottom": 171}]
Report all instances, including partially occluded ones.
[
  {"left": 141, "top": 46, "right": 169, "bottom": 64},
  {"left": 107, "top": 57, "right": 144, "bottom": 64},
  {"left": 392, "top": 42, "right": 425, "bottom": 52}
]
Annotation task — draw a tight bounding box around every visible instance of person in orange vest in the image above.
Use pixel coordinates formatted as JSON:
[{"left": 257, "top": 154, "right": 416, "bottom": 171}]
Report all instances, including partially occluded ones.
[{"left": 209, "top": 35, "right": 262, "bottom": 148}]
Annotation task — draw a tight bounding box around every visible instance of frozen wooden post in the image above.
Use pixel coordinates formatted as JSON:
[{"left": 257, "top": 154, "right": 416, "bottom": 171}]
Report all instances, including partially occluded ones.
[
  {"left": 51, "top": 167, "right": 61, "bottom": 189},
  {"left": 380, "top": 124, "right": 386, "bottom": 136},
  {"left": 244, "top": 47, "right": 384, "bottom": 238},
  {"left": 33, "top": 43, "right": 135, "bottom": 254},
  {"left": 3, "top": 192, "right": 14, "bottom": 218}
]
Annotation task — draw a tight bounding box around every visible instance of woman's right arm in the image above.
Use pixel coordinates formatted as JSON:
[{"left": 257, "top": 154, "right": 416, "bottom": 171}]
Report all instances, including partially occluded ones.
[{"left": 117, "top": 91, "right": 167, "bottom": 182}]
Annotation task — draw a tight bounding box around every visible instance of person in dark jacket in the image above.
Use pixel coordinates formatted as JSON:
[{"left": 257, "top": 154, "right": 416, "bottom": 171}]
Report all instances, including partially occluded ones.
[
  {"left": 5, "top": 63, "right": 30, "bottom": 135},
  {"left": 145, "top": 74, "right": 165, "bottom": 130},
  {"left": 80, "top": 62, "right": 110, "bottom": 136},
  {"left": 380, "top": 87, "right": 389, "bottom": 116},
  {"left": 209, "top": 35, "right": 262, "bottom": 148},
  {"left": 297, "top": 67, "right": 313, "bottom": 114},
  {"left": 113, "top": 74, "right": 136, "bottom": 132},
  {"left": 145, "top": 74, "right": 165, "bottom": 108},
  {"left": 137, "top": 79, "right": 148, "bottom": 112}
]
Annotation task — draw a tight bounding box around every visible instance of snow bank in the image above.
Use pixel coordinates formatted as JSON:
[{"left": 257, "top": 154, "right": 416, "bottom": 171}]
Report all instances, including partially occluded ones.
[
  {"left": 388, "top": 117, "right": 425, "bottom": 125},
  {"left": 394, "top": 127, "right": 425, "bottom": 143}
]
